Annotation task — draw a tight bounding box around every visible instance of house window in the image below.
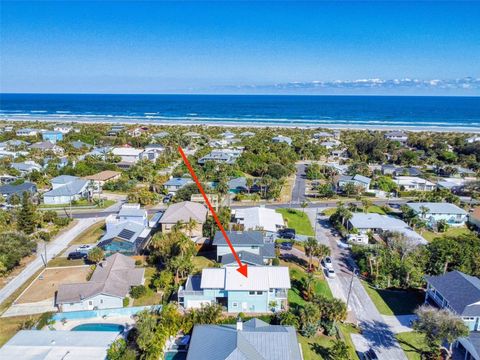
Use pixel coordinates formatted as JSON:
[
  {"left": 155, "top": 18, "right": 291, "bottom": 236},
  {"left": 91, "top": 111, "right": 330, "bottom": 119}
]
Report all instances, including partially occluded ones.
[
  {"left": 232, "top": 302, "right": 238, "bottom": 307},
  {"left": 100, "top": 299, "right": 103, "bottom": 304},
  {"left": 256, "top": 291, "right": 263, "bottom": 295},
  {"left": 249, "top": 291, "right": 255, "bottom": 295},
  {"left": 89, "top": 301, "right": 93, "bottom": 305}
]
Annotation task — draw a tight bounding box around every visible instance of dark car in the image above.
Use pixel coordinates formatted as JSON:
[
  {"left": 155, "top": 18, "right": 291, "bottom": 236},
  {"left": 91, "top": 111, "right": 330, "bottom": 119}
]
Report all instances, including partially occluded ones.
[
  {"left": 67, "top": 251, "right": 87, "bottom": 260},
  {"left": 280, "top": 242, "right": 293, "bottom": 250},
  {"left": 363, "top": 349, "right": 378, "bottom": 360},
  {"left": 278, "top": 228, "right": 296, "bottom": 239},
  {"left": 163, "top": 194, "right": 173, "bottom": 203}
]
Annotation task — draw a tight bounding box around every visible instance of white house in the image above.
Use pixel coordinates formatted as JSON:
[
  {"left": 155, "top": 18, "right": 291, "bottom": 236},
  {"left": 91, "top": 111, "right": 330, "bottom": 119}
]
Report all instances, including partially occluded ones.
[
  {"left": 43, "top": 175, "right": 90, "bottom": 205},
  {"left": 11, "top": 161, "right": 43, "bottom": 175},
  {"left": 393, "top": 176, "right": 435, "bottom": 191},
  {"left": 338, "top": 174, "right": 371, "bottom": 191},
  {"left": 272, "top": 135, "right": 293, "bottom": 145},
  {"left": 466, "top": 135, "right": 480, "bottom": 144},
  {"left": 384, "top": 131, "right": 408, "bottom": 144},
  {"left": 53, "top": 125, "right": 73, "bottom": 134},
  {"left": 407, "top": 202, "right": 468, "bottom": 227},
  {"left": 56, "top": 253, "right": 144, "bottom": 312},
  {"left": 112, "top": 147, "right": 144, "bottom": 166},
  {"left": 16, "top": 128, "right": 40, "bottom": 137},
  {"left": 233, "top": 207, "right": 285, "bottom": 233}
]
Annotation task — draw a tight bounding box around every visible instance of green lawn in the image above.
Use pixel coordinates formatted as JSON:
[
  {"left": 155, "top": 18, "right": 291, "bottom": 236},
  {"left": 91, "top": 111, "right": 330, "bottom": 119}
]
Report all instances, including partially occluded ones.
[
  {"left": 70, "top": 221, "right": 105, "bottom": 245},
  {"left": 322, "top": 208, "right": 337, "bottom": 216},
  {"left": 276, "top": 208, "right": 314, "bottom": 236},
  {"left": 338, "top": 323, "right": 361, "bottom": 360},
  {"left": 133, "top": 267, "right": 162, "bottom": 306},
  {"left": 47, "top": 257, "right": 84, "bottom": 267},
  {"left": 421, "top": 226, "right": 472, "bottom": 242},
  {"left": 362, "top": 281, "right": 424, "bottom": 315},
  {"left": 365, "top": 205, "right": 386, "bottom": 215},
  {"left": 191, "top": 255, "right": 215, "bottom": 273},
  {"left": 0, "top": 314, "right": 43, "bottom": 347},
  {"left": 39, "top": 199, "right": 115, "bottom": 209},
  {"left": 282, "top": 260, "right": 332, "bottom": 307},
  {"left": 396, "top": 332, "right": 430, "bottom": 360}
]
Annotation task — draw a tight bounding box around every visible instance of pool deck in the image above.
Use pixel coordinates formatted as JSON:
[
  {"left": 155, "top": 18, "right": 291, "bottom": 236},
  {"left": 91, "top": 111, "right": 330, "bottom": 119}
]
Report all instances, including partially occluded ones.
[{"left": 51, "top": 315, "right": 135, "bottom": 331}]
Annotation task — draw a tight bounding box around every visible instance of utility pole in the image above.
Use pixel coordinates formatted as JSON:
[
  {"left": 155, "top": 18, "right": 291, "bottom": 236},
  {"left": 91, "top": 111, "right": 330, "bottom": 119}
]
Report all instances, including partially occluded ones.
[{"left": 346, "top": 268, "right": 359, "bottom": 311}]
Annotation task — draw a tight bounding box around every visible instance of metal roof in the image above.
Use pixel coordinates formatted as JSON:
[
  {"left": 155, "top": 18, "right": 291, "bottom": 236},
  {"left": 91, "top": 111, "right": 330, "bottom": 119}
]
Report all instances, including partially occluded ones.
[
  {"left": 407, "top": 202, "right": 467, "bottom": 215},
  {"left": 213, "top": 231, "right": 264, "bottom": 246},
  {"left": 43, "top": 179, "right": 88, "bottom": 197}
]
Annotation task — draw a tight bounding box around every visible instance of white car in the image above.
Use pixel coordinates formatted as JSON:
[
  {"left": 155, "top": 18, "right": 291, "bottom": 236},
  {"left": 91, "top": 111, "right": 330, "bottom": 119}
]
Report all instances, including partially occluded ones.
[
  {"left": 76, "top": 244, "right": 95, "bottom": 253},
  {"left": 327, "top": 268, "right": 336, "bottom": 278},
  {"left": 323, "top": 256, "right": 334, "bottom": 270}
]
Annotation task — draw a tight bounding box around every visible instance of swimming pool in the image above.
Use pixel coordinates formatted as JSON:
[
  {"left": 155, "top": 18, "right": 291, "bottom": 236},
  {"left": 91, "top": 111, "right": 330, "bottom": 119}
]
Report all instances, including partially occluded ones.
[
  {"left": 71, "top": 323, "right": 125, "bottom": 332},
  {"left": 164, "top": 352, "right": 187, "bottom": 360}
]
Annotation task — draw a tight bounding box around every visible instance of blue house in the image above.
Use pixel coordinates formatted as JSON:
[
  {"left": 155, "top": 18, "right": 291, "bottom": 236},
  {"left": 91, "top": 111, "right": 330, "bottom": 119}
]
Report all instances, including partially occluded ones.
[
  {"left": 425, "top": 271, "right": 480, "bottom": 360},
  {"left": 0, "top": 182, "right": 37, "bottom": 203},
  {"left": 178, "top": 266, "right": 290, "bottom": 313},
  {"left": 213, "top": 231, "right": 275, "bottom": 266},
  {"left": 42, "top": 131, "right": 63, "bottom": 143},
  {"left": 164, "top": 177, "right": 193, "bottom": 194}
]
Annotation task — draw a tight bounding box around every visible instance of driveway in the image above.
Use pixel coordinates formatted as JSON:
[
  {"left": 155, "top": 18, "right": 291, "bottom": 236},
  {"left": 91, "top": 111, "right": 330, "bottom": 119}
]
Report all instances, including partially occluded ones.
[
  {"left": 291, "top": 163, "right": 307, "bottom": 204},
  {"left": 309, "top": 210, "right": 407, "bottom": 360},
  {"left": 0, "top": 217, "right": 102, "bottom": 308}
]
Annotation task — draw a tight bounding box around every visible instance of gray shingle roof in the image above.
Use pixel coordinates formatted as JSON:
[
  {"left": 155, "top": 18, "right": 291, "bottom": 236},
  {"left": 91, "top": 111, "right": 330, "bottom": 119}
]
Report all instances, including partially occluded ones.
[
  {"left": 407, "top": 202, "right": 467, "bottom": 215},
  {"left": 51, "top": 175, "right": 79, "bottom": 185},
  {"left": 221, "top": 251, "right": 265, "bottom": 266},
  {"left": 44, "top": 179, "right": 88, "bottom": 197},
  {"left": 56, "top": 253, "right": 144, "bottom": 304},
  {"left": 213, "top": 231, "right": 264, "bottom": 246},
  {"left": 160, "top": 201, "right": 207, "bottom": 224},
  {"left": 0, "top": 182, "right": 36, "bottom": 196},
  {"left": 425, "top": 271, "right": 480, "bottom": 316},
  {"left": 186, "top": 319, "right": 302, "bottom": 360}
]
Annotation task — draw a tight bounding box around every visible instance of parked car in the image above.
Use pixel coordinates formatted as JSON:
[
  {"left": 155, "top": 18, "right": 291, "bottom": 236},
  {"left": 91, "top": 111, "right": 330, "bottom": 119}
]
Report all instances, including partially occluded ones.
[
  {"left": 67, "top": 251, "right": 87, "bottom": 260},
  {"left": 323, "top": 256, "right": 334, "bottom": 270},
  {"left": 76, "top": 244, "right": 95, "bottom": 253},
  {"left": 280, "top": 242, "right": 293, "bottom": 250},
  {"left": 326, "top": 268, "right": 336, "bottom": 278},
  {"left": 278, "top": 228, "right": 296, "bottom": 239},
  {"left": 163, "top": 194, "right": 173, "bottom": 203}
]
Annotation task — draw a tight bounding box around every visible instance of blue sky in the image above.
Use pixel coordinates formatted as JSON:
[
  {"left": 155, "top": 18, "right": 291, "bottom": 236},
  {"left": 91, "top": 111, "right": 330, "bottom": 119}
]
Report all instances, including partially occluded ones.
[{"left": 1, "top": 1, "right": 479, "bottom": 95}]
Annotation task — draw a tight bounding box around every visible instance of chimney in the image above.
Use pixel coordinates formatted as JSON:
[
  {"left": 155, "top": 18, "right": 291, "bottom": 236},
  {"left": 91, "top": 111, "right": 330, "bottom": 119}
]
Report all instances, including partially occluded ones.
[{"left": 236, "top": 317, "right": 243, "bottom": 331}]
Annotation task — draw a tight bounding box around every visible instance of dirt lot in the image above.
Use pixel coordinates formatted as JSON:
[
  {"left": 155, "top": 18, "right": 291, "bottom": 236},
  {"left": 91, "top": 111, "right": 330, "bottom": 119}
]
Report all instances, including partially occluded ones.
[{"left": 16, "top": 266, "right": 91, "bottom": 304}]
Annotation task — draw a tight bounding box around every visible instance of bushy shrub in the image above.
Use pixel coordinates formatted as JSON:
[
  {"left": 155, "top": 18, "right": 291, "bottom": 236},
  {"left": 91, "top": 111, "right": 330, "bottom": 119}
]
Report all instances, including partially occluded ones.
[{"left": 130, "top": 285, "right": 147, "bottom": 299}]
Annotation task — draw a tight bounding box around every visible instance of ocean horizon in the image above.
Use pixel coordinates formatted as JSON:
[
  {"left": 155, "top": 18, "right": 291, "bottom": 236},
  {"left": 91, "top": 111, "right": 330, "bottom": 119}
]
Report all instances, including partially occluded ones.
[{"left": 1, "top": 93, "right": 479, "bottom": 131}]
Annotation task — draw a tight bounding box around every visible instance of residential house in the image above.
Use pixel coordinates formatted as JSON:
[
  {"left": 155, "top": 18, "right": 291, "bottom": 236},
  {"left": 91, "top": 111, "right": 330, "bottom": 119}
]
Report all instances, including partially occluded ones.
[
  {"left": 178, "top": 266, "right": 290, "bottom": 312},
  {"left": 227, "top": 176, "right": 259, "bottom": 194},
  {"left": 184, "top": 131, "right": 202, "bottom": 139},
  {"left": 0, "top": 182, "right": 37, "bottom": 203},
  {"left": 466, "top": 135, "right": 480, "bottom": 144},
  {"left": 393, "top": 176, "right": 435, "bottom": 191},
  {"left": 107, "top": 125, "right": 125, "bottom": 136},
  {"left": 141, "top": 144, "right": 164, "bottom": 161},
  {"left": 240, "top": 131, "right": 255, "bottom": 137},
  {"left": 313, "top": 131, "right": 333, "bottom": 139},
  {"left": 272, "top": 135, "right": 293, "bottom": 145},
  {"left": 29, "top": 141, "right": 64, "bottom": 155},
  {"left": 0, "top": 174, "right": 19, "bottom": 184},
  {"left": 213, "top": 231, "right": 275, "bottom": 266},
  {"left": 84, "top": 170, "right": 121, "bottom": 193},
  {"left": 407, "top": 202, "right": 468, "bottom": 227},
  {"left": 159, "top": 201, "right": 208, "bottom": 238},
  {"left": 221, "top": 131, "right": 236, "bottom": 139},
  {"left": 233, "top": 207, "right": 285, "bottom": 234},
  {"left": 70, "top": 140, "right": 90, "bottom": 150},
  {"left": 100, "top": 204, "right": 153, "bottom": 255},
  {"left": 11, "top": 161, "right": 42, "bottom": 175},
  {"left": 164, "top": 177, "right": 194, "bottom": 194},
  {"left": 437, "top": 178, "right": 469, "bottom": 191},
  {"left": 424, "top": 271, "right": 480, "bottom": 360},
  {"left": 381, "top": 165, "right": 422, "bottom": 177},
  {"left": 348, "top": 213, "right": 427, "bottom": 246},
  {"left": 209, "top": 138, "right": 240, "bottom": 148},
  {"left": 42, "top": 131, "right": 63, "bottom": 143},
  {"left": 56, "top": 156, "right": 70, "bottom": 170},
  {"left": 186, "top": 318, "right": 303, "bottom": 360},
  {"left": 320, "top": 140, "right": 341, "bottom": 149},
  {"left": 56, "top": 253, "right": 144, "bottom": 311},
  {"left": 53, "top": 125, "right": 73, "bottom": 134},
  {"left": 16, "top": 128, "right": 40, "bottom": 137},
  {"left": 198, "top": 148, "right": 243, "bottom": 165},
  {"left": 338, "top": 174, "right": 371, "bottom": 191},
  {"left": 0, "top": 139, "right": 29, "bottom": 150},
  {"left": 384, "top": 131, "right": 408, "bottom": 144},
  {"left": 112, "top": 147, "right": 144, "bottom": 168},
  {"left": 0, "top": 330, "right": 119, "bottom": 360},
  {"left": 127, "top": 126, "right": 149, "bottom": 137},
  {"left": 469, "top": 207, "right": 480, "bottom": 230},
  {"left": 43, "top": 175, "right": 90, "bottom": 205},
  {"left": 152, "top": 131, "right": 169, "bottom": 139}
]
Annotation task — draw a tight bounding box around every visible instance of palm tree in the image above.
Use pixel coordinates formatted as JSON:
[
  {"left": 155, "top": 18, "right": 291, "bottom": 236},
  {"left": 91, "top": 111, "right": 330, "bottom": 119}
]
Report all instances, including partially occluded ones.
[
  {"left": 301, "top": 200, "right": 308, "bottom": 213},
  {"left": 361, "top": 199, "right": 372, "bottom": 213},
  {"left": 172, "top": 220, "right": 186, "bottom": 232},
  {"left": 313, "top": 244, "right": 331, "bottom": 271},
  {"left": 304, "top": 237, "right": 318, "bottom": 270},
  {"left": 185, "top": 218, "right": 198, "bottom": 238},
  {"left": 246, "top": 177, "right": 254, "bottom": 194},
  {"left": 303, "top": 272, "right": 315, "bottom": 301},
  {"left": 419, "top": 205, "right": 429, "bottom": 220}
]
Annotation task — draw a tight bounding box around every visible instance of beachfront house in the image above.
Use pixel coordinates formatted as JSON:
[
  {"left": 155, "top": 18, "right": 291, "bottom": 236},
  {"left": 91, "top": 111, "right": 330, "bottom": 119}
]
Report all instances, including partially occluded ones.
[
  {"left": 272, "top": 135, "right": 293, "bottom": 145},
  {"left": 213, "top": 230, "right": 275, "bottom": 266},
  {"left": 384, "top": 131, "right": 408, "bottom": 144},
  {"left": 232, "top": 207, "right": 285, "bottom": 234},
  {"left": 43, "top": 175, "right": 90, "bottom": 205},
  {"left": 186, "top": 318, "right": 303, "bottom": 360},
  {"left": 393, "top": 176, "right": 435, "bottom": 191},
  {"left": 178, "top": 266, "right": 290, "bottom": 313},
  {"left": 348, "top": 213, "right": 427, "bottom": 246},
  {"left": 53, "top": 125, "right": 73, "bottom": 134},
  {"left": 407, "top": 202, "right": 468, "bottom": 227},
  {"left": 164, "top": 177, "right": 194, "bottom": 194},
  {"left": 42, "top": 131, "right": 63, "bottom": 143},
  {"left": 159, "top": 201, "right": 208, "bottom": 238},
  {"left": 424, "top": 271, "right": 480, "bottom": 360},
  {"left": 99, "top": 203, "right": 153, "bottom": 255},
  {"left": 337, "top": 174, "right": 371, "bottom": 192},
  {"left": 466, "top": 136, "right": 480, "bottom": 144},
  {"left": 56, "top": 253, "right": 144, "bottom": 312}
]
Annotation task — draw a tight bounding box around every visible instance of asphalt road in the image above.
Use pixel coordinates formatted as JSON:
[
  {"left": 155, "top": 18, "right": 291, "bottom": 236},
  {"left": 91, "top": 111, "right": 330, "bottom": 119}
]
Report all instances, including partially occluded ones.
[
  {"left": 0, "top": 217, "right": 102, "bottom": 307},
  {"left": 291, "top": 163, "right": 307, "bottom": 204},
  {"left": 309, "top": 210, "right": 407, "bottom": 360}
]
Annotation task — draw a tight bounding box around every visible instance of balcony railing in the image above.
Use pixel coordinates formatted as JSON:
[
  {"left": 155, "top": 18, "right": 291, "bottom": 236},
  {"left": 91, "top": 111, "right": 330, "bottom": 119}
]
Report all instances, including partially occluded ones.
[
  {"left": 178, "top": 290, "right": 204, "bottom": 297},
  {"left": 275, "top": 290, "right": 288, "bottom": 298}
]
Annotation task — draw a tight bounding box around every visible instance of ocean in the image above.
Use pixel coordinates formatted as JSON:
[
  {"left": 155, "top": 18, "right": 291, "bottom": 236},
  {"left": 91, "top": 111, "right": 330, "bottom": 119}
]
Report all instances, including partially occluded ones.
[{"left": 0, "top": 94, "right": 479, "bottom": 131}]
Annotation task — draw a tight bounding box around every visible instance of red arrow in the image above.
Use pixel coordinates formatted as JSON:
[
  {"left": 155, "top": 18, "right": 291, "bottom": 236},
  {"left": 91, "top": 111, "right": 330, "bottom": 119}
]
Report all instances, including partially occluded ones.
[{"left": 178, "top": 146, "right": 248, "bottom": 277}]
